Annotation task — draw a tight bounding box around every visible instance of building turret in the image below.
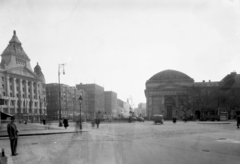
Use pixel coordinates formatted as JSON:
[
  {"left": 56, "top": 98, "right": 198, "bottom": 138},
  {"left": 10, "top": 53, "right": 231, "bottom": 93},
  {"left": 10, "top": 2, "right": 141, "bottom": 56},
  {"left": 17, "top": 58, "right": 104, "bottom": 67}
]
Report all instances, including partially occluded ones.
[{"left": 34, "top": 62, "right": 45, "bottom": 83}]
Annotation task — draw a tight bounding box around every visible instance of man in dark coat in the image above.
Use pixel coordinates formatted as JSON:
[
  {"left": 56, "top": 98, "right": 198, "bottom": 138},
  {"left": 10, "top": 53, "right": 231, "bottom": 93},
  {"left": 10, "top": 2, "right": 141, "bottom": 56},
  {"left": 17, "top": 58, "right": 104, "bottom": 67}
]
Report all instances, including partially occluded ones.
[
  {"left": 95, "top": 118, "right": 100, "bottom": 128},
  {"left": 7, "top": 117, "right": 19, "bottom": 156},
  {"left": 42, "top": 118, "right": 46, "bottom": 125},
  {"left": 63, "top": 118, "right": 69, "bottom": 129},
  {"left": 237, "top": 114, "right": 240, "bottom": 129}
]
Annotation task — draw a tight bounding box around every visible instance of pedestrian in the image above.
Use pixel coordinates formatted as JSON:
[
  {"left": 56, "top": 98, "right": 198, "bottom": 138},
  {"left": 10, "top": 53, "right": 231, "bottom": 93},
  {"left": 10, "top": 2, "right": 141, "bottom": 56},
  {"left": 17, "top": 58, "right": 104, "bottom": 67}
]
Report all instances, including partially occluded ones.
[
  {"left": 91, "top": 117, "right": 95, "bottom": 128},
  {"left": 63, "top": 118, "right": 69, "bottom": 129},
  {"left": 42, "top": 118, "right": 46, "bottom": 125},
  {"left": 236, "top": 114, "right": 240, "bottom": 129},
  {"left": 7, "top": 117, "right": 19, "bottom": 156},
  {"left": 173, "top": 117, "right": 177, "bottom": 124},
  {"left": 96, "top": 117, "right": 100, "bottom": 128}
]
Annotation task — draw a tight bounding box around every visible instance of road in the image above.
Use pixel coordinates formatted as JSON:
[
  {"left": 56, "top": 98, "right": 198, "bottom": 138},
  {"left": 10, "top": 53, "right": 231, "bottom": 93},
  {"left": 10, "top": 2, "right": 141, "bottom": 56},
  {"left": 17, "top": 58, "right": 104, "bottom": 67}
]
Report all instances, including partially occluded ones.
[{"left": 0, "top": 121, "right": 240, "bottom": 164}]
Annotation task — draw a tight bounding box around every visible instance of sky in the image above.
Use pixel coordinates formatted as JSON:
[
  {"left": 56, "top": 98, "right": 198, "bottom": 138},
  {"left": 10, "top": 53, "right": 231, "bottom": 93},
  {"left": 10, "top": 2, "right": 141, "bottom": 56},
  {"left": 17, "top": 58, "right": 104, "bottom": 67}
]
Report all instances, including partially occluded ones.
[{"left": 0, "top": 0, "right": 240, "bottom": 107}]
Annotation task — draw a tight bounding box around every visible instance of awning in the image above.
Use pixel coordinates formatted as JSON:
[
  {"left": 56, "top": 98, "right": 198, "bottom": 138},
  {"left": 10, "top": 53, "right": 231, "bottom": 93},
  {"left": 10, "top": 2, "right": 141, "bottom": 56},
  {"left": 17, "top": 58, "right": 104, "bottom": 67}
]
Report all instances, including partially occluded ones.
[{"left": 0, "top": 112, "right": 14, "bottom": 120}]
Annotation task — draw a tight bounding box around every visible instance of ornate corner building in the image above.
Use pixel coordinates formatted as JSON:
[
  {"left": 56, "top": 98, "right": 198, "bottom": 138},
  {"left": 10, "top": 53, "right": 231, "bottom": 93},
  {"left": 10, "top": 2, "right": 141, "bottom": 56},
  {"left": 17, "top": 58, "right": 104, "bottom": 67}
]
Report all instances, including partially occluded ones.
[{"left": 0, "top": 31, "right": 46, "bottom": 122}]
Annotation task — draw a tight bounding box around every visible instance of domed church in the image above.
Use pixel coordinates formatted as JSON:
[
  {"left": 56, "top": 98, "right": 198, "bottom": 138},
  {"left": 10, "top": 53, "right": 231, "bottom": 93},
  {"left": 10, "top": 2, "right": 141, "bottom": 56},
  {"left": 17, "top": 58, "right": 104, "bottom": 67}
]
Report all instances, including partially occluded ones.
[
  {"left": 145, "top": 69, "right": 240, "bottom": 120},
  {"left": 145, "top": 70, "right": 195, "bottom": 120},
  {"left": 0, "top": 31, "right": 46, "bottom": 122}
]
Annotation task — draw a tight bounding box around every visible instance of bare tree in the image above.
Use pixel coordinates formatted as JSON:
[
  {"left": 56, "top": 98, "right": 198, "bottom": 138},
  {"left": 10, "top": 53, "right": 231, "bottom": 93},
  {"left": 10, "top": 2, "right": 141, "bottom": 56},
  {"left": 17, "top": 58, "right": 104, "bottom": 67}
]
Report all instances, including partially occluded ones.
[
  {"left": 191, "top": 86, "right": 219, "bottom": 117},
  {"left": 174, "top": 93, "right": 192, "bottom": 117},
  {"left": 219, "top": 86, "right": 240, "bottom": 118}
]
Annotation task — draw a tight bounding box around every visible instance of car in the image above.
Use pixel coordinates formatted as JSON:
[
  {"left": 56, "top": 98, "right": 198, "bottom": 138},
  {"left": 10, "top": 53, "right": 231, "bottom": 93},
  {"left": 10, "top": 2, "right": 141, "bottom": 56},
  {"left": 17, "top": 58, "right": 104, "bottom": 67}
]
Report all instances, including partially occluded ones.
[
  {"left": 137, "top": 117, "right": 144, "bottom": 122},
  {"left": 131, "top": 117, "right": 137, "bottom": 121},
  {"left": 152, "top": 115, "right": 164, "bottom": 124}
]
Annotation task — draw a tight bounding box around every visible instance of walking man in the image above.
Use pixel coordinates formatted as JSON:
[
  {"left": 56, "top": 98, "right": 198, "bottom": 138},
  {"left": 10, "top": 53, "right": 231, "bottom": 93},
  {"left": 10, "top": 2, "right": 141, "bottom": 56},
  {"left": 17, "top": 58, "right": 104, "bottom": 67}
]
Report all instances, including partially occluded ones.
[
  {"left": 7, "top": 117, "right": 19, "bottom": 156},
  {"left": 237, "top": 114, "right": 240, "bottom": 129},
  {"left": 96, "top": 117, "right": 100, "bottom": 128},
  {"left": 63, "top": 118, "right": 69, "bottom": 129}
]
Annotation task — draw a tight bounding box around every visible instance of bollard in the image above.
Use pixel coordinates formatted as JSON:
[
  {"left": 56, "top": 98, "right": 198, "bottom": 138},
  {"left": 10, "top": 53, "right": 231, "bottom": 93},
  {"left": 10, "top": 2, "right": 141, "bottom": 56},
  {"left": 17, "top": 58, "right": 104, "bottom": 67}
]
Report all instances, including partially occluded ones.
[{"left": 2, "top": 149, "right": 4, "bottom": 157}]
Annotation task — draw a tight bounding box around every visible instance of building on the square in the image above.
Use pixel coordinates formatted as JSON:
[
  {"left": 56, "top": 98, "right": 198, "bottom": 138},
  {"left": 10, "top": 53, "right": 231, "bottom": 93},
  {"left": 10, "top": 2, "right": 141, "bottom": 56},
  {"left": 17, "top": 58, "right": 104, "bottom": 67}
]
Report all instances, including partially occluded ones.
[
  {"left": 117, "top": 98, "right": 130, "bottom": 117},
  {"left": 0, "top": 31, "right": 46, "bottom": 122},
  {"left": 104, "top": 91, "right": 117, "bottom": 116},
  {"left": 46, "top": 83, "right": 87, "bottom": 120},
  {"left": 145, "top": 69, "right": 240, "bottom": 120},
  {"left": 134, "top": 103, "right": 146, "bottom": 117},
  {"left": 76, "top": 83, "right": 104, "bottom": 116}
]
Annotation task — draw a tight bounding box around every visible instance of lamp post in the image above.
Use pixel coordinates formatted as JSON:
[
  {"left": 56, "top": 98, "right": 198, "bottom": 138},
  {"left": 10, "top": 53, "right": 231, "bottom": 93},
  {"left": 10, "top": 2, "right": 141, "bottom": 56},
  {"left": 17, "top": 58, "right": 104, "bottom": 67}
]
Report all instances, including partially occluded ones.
[
  {"left": 58, "top": 63, "right": 65, "bottom": 127},
  {"left": 78, "top": 94, "right": 83, "bottom": 130},
  {"left": 72, "top": 97, "right": 74, "bottom": 121}
]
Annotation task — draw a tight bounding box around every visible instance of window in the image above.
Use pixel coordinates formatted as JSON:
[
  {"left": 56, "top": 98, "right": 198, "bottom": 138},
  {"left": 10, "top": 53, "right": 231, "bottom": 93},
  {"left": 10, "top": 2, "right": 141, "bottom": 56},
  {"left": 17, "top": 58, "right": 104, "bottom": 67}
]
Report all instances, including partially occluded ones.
[
  {"left": 2, "top": 77, "right": 4, "bottom": 81},
  {"left": 3, "top": 92, "right": 5, "bottom": 96},
  {"left": 2, "top": 84, "right": 4, "bottom": 89}
]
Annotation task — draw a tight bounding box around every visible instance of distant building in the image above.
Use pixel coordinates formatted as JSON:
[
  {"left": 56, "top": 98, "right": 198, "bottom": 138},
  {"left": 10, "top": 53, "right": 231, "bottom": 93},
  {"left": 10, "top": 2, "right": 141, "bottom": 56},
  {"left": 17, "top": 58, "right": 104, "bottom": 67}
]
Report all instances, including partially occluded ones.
[
  {"left": 117, "top": 98, "right": 130, "bottom": 116},
  {"left": 76, "top": 83, "right": 104, "bottom": 116},
  {"left": 0, "top": 31, "right": 46, "bottom": 122},
  {"left": 104, "top": 91, "right": 117, "bottom": 116},
  {"left": 134, "top": 103, "right": 146, "bottom": 117},
  {"left": 46, "top": 83, "right": 87, "bottom": 120}
]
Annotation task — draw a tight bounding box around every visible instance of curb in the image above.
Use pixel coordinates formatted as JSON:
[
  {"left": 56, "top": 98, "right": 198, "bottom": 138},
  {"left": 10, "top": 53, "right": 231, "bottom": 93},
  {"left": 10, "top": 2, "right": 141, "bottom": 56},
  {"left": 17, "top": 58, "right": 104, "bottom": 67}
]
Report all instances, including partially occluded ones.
[
  {"left": 197, "top": 122, "right": 231, "bottom": 124},
  {"left": 0, "top": 130, "right": 89, "bottom": 138}
]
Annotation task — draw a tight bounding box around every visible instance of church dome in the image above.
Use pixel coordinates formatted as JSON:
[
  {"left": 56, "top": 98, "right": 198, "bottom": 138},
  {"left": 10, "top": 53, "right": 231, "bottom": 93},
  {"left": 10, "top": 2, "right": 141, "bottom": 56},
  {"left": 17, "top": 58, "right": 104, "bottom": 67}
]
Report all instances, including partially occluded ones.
[{"left": 148, "top": 69, "right": 193, "bottom": 81}]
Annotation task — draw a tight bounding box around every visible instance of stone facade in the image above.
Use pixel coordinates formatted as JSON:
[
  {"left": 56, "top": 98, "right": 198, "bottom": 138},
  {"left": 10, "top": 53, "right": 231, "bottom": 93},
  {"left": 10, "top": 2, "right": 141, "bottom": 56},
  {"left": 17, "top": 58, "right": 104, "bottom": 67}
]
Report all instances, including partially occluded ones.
[
  {"left": 0, "top": 31, "right": 46, "bottom": 122},
  {"left": 46, "top": 83, "right": 87, "bottom": 120},
  {"left": 104, "top": 91, "right": 117, "bottom": 116},
  {"left": 145, "top": 70, "right": 194, "bottom": 120},
  {"left": 145, "top": 70, "right": 240, "bottom": 120},
  {"left": 76, "top": 83, "right": 105, "bottom": 115}
]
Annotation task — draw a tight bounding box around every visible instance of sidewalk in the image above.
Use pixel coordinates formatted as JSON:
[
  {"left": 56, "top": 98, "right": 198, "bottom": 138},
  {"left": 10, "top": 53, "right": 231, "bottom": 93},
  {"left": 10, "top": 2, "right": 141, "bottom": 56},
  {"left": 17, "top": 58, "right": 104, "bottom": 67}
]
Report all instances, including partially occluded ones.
[{"left": 0, "top": 122, "right": 90, "bottom": 138}]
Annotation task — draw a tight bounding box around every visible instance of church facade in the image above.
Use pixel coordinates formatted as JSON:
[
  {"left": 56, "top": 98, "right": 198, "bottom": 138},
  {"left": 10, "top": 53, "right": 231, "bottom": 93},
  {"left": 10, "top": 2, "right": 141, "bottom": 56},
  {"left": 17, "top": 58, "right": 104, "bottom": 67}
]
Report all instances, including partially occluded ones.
[
  {"left": 0, "top": 31, "right": 46, "bottom": 122},
  {"left": 145, "top": 70, "right": 195, "bottom": 120}
]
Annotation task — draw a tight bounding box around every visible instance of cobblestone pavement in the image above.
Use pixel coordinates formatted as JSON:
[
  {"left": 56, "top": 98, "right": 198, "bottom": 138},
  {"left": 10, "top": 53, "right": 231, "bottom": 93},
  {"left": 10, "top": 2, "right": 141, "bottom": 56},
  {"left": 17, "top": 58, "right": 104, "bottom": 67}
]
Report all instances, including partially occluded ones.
[{"left": 0, "top": 121, "right": 239, "bottom": 164}]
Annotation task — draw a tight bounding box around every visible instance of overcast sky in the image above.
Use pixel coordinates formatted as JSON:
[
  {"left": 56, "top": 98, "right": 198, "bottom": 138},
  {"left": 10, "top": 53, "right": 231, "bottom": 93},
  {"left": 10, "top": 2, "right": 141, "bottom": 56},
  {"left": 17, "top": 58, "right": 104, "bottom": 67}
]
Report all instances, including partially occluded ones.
[{"left": 0, "top": 0, "right": 240, "bottom": 106}]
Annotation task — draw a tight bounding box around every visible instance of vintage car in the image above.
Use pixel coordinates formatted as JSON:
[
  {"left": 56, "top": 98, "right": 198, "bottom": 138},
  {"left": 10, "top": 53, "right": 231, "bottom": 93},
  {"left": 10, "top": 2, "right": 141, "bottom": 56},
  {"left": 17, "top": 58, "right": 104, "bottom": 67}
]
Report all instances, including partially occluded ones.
[
  {"left": 137, "top": 117, "right": 145, "bottom": 122},
  {"left": 152, "top": 115, "right": 164, "bottom": 124}
]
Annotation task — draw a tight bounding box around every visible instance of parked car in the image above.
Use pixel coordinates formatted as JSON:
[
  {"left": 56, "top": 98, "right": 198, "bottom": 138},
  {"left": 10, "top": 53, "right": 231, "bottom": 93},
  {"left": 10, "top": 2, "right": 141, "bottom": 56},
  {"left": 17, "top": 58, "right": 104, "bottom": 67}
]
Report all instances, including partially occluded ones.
[
  {"left": 152, "top": 115, "right": 164, "bottom": 124},
  {"left": 137, "top": 117, "right": 144, "bottom": 122}
]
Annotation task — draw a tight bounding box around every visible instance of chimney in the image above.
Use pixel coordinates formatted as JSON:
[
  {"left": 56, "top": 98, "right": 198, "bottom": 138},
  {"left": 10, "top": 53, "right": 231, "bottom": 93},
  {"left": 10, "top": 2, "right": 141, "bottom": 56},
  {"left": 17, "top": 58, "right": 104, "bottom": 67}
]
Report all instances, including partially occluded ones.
[
  {"left": 203, "top": 80, "right": 205, "bottom": 82},
  {"left": 231, "top": 71, "right": 236, "bottom": 75},
  {"left": 209, "top": 80, "right": 211, "bottom": 82}
]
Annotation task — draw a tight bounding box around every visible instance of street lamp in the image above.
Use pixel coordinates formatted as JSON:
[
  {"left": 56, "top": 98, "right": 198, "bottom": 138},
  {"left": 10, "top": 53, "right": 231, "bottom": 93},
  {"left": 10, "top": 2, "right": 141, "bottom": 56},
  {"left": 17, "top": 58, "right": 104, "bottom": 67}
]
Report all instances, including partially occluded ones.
[
  {"left": 58, "top": 63, "right": 66, "bottom": 127},
  {"left": 78, "top": 94, "right": 83, "bottom": 130},
  {"left": 72, "top": 97, "right": 74, "bottom": 121}
]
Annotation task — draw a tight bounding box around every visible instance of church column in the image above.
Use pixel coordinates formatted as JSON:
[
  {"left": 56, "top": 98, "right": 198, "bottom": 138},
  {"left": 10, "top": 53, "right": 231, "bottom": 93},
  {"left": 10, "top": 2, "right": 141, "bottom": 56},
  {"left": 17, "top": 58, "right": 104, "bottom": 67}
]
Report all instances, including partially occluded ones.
[{"left": 175, "top": 95, "right": 179, "bottom": 117}]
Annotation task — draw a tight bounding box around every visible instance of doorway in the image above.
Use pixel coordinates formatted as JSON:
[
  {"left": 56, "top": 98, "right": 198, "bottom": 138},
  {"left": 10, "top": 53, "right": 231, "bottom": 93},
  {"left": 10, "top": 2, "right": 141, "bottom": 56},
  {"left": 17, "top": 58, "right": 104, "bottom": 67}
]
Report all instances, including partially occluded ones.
[{"left": 167, "top": 106, "right": 172, "bottom": 119}]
